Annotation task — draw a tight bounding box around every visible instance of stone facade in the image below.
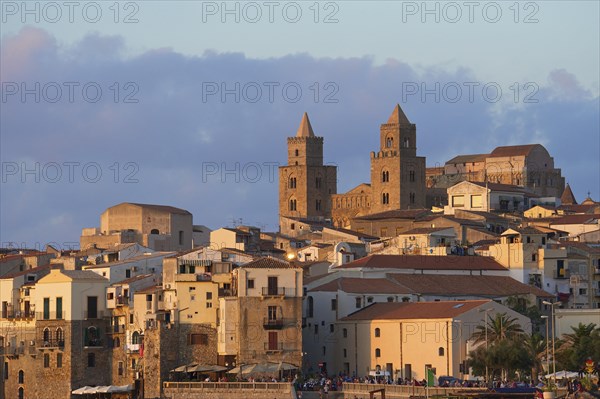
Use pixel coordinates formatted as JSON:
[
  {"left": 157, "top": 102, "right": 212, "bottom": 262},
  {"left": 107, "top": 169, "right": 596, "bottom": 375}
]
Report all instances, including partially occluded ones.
[{"left": 278, "top": 113, "right": 337, "bottom": 224}]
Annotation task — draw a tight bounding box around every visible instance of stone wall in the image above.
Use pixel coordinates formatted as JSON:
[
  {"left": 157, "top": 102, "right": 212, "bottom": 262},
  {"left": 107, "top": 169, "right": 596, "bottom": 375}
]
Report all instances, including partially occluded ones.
[{"left": 163, "top": 382, "right": 296, "bottom": 399}]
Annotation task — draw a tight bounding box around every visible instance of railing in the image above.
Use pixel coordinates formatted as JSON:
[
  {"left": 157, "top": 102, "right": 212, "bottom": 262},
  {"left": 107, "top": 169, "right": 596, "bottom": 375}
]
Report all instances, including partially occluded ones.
[
  {"left": 39, "top": 338, "right": 65, "bottom": 349},
  {"left": 84, "top": 310, "right": 106, "bottom": 319},
  {"left": 218, "top": 288, "right": 234, "bottom": 297},
  {"left": 36, "top": 311, "right": 65, "bottom": 320},
  {"left": 0, "top": 310, "right": 35, "bottom": 319},
  {"left": 342, "top": 383, "right": 488, "bottom": 396},
  {"left": 83, "top": 338, "right": 103, "bottom": 348},
  {"left": 263, "top": 318, "right": 284, "bottom": 329},
  {"left": 263, "top": 342, "right": 284, "bottom": 351},
  {"left": 126, "top": 343, "right": 140, "bottom": 353},
  {"left": 163, "top": 381, "right": 292, "bottom": 393},
  {"left": 116, "top": 297, "right": 129, "bottom": 306},
  {"left": 106, "top": 324, "right": 126, "bottom": 334},
  {"left": 261, "top": 287, "right": 294, "bottom": 297}
]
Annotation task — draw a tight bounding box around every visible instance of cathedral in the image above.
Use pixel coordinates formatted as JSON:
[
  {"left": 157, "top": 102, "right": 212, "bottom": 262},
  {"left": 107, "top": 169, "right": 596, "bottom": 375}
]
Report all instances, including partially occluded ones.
[
  {"left": 277, "top": 104, "right": 565, "bottom": 236},
  {"left": 278, "top": 104, "right": 426, "bottom": 234}
]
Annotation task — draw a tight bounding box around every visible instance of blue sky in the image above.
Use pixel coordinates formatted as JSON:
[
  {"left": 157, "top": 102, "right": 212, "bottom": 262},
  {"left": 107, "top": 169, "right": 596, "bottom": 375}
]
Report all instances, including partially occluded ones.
[{"left": 1, "top": 1, "right": 599, "bottom": 248}]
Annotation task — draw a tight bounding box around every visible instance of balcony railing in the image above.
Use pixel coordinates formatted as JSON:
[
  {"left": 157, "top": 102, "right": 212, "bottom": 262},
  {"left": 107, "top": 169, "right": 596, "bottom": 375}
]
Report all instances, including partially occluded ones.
[
  {"left": 0, "top": 310, "right": 35, "bottom": 319},
  {"left": 126, "top": 343, "right": 140, "bottom": 353},
  {"left": 106, "top": 324, "right": 126, "bottom": 334},
  {"left": 84, "top": 310, "right": 106, "bottom": 319},
  {"left": 39, "top": 338, "right": 65, "bottom": 349},
  {"left": 218, "top": 288, "right": 234, "bottom": 297},
  {"left": 116, "top": 297, "right": 129, "bottom": 306},
  {"left": 263, "top": 318, "right": 284, "bottom": 330},
  {"left": 261, "top": 287, "right": 294, "bottom": 297},
  {"left": 36, "top": 311, "right": 65, "bottom": 320},
  {"left": 83, "top": 338, "right": 104, "bottom": 348},
  {"left": 264, "top": 342, "right": 284, "bottom": 351}
]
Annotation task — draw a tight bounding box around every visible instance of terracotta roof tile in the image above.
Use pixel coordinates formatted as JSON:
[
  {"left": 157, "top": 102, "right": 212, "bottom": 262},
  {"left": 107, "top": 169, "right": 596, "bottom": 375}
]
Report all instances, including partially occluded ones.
[
  {"left": 334, "top": 254, "right": 507, "bottom": 271},
  {"left": 310, "top": 277, "right": 412, "bottom": 294},
  {"left": 238, "top": 257, "right": 299, "bottom": 269},
  {"left": 341, "top": 300, "right": 491, "bottom": 321}
]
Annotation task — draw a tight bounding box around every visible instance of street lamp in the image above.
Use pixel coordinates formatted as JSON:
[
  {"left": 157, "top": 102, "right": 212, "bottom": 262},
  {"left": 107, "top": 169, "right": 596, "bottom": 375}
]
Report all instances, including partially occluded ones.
[
  {"left": 478, "top": 307, "right": 494, "bottom": 385},
  {"left": 542, "top": 301, "right": 560, "bottom": 390},
  {"left": 541, "top": 315, "right": 549, "bottom": 379}
]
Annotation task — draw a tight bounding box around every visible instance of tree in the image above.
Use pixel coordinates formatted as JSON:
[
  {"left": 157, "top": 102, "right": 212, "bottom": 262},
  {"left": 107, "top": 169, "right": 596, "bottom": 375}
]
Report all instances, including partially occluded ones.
[
  {"left": 555, "top": 323, "right": 600, "bottom": 372},
  {"left": 523, "top": 333, "right": 547, "bottom": 383},
  {"left": 471, "top": 312, "right": 525, "bottom": 345}
]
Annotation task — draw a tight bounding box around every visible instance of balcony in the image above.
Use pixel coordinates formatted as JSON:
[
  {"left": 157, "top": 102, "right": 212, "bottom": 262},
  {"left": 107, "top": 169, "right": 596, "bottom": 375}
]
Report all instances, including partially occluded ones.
[
  {"left": 126, "top": 343, "right": 140, "bottom": 353},
  {"left": 0, "top": 310, "right": 35, "bottom": 320},
  {"left": 84, "top": 310, "right": 106, "bottom": 319},
  {"left": 261, "top": 287, "right": 294, "bottom": 297},
  {"left": 83, "top": 338, "right": 104, "bottom": 348},
  {"left": 218, "top": 288, "right": 235, "bottom": 297},
  {"left": 36, "top": 311, "right": 65, "bottom": 320},
  {"left": 264, "top": 342, "right": 283, "bottom": 352},
  {"left": 116, "top": 296, "right": 129, "bottom": 306},
  {"left": 263, "top": 318, "right": 284, "bottom": 330},
  {"left": 106, "top": 324, "right": 126, "bottom": 334},
  {"left": 39, "top": 338, "right": 65, "bottom": 349}
]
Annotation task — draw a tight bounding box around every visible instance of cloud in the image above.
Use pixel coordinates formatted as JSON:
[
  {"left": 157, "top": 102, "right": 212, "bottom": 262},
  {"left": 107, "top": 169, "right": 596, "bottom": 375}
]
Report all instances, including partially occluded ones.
[{"left": 1, "top": 28, "right": 598, "bottom": 245}]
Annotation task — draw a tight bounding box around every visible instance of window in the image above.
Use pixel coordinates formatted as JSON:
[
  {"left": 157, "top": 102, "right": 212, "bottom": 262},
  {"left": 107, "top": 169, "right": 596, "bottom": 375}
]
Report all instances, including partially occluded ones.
[
  {"left": 18, "top": 370, "right": 24, "bottom": 384},
  {"left": 387, "top": 297, "right": 394, "bottom": 302},
  {"left": 367, "top": 296, "right": 374, "bottom": 303},
  {"left": 56, "top": 327, "right": 64, "bottom": 346},
  {"left": 355, "top": 297, "right": 362, "bottom": 308},
  {"left": 452, "top": 195, "right": 465, "bottom": 207},
  {"left": 129, "top": 314, "right": 134, "bottom": 324},
  {"left": 343, "top": 348, "right": 347, "bottom": 358},
  {"left": 403, "top": 137, "right": 410, "bottom": 148},
  {"left": 118, "top": 362, "right": 124, "bottom": 376},
  {"left": 18, "top": 388, "right": 23, "bottom": 399},
  {"left": 410, "top": 192, "right": 415, "bottom": 204},
  {"left": 268, "top": 306, "right": 277, "bottom": 321},
  {"left": 316, "top": 177, "right": 322, "bottom": 189},
  {"left": 386, "top": 137, "right": 393, "bottom": 148},
  {"left": 188, "top": 334, "right": 208, "bottom": 345},
  {"left": 126, "top": 269, "right": 131, "bottom": 278},
  {"left": 4, "top": 362, "right": 8, "bottom": 379},
  {"left": 382, "top": 192, "right": 389, "bottom": 204},
  {"left": 329, "top": 324, "right": 334, "bottom": 333},
  {"left": 87, "top": 296, "right": 98, "bottom": 319},
  {"left": 471, "top": 194, "right": 483, "bottom": 208},
  {"left": 307, "top": 296, "right": 314, "bottom": 318},
  {"left": 380, "top": 227, "right": 388, "bottom": 237},
  {"left": 439, "top": 347, "right": 445, "bottom": 356},
  {"left": 87, "top": 353, "right": 96, "bottom": 368},
  {"left": 382, "top": 170, "right": 389, "bottom": 183},
  {"left": 107, "top": 292, "right": 114, "bottom": 300},
  {"left": 43, "top": 327, "right": 50, "bottom": 343},
  {"left": 343, "top": 328, "right": 348, "bottom": 338},
  {"left": 114, "top": 337, "right": 120, "bottom": 348},
  {"left": 375, "top": 348, "right": 381, "bottom": 357},
  {"left": 132, "top": 331, "right": 140, "bottom": 345},
  {"left": 179, "top": 230, "right": 184, "bottom": 246},
  {"left": 316, "top": 199, "right": 322, "bottom": 211},
  {"left": 295, "top": 149, "right": 299, "bottom": 156},
  {"left": 43, "top": 297, "right": 50, "bottom": 320},
  {"left": 289, "top": 177, "right": 296, "bottom": 189},
  {"left": 314, "top": 324, "right": 318, "bottom": 334},
  {"left": 409, "top": 170, "right": 415, "bottom": 182},
  {"left": 57, "top": 353, "right": 62, "bottom": 368},
  {"left": 579, "top": 288, "right": 587, "bottom": 295},
  {"left": 374, "top": 328, "right": 380, "bottom": 337},
  {"left": 56, "top": 297, "right": 63, "bottom": 319},
  {"left": 532, "top": 254, "right": 537, "bottom": 261},
  {"left": 206, "top": 302, "right": 213, "bottom": 308},
  {"left": 44, "top": 354, "right": 50, "bottom": 368},
  {"left": 331, "top": 299, "right": 337, "bottom": 311},
  {"left": 206, "top": 292, "right": 212, "bottom": 300},
  {"left": 289, "top": 199, "right": 297, "bottom": 211}
]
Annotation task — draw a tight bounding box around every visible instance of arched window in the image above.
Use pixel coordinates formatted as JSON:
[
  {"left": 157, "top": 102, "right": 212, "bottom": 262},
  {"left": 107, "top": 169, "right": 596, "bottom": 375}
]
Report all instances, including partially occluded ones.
[
  {"left": 375, "top": 348, "right": 381, "bottom": 357},
  {"left": 18, "top": 370, "right": 24, "bottom": 384},
  {"left": 150, "top": 229, "right": 159, "bottom": 235},
  {"left": 438, "top": 347, "right": 445, "bottom": 356},
  {"left": 114, "top": 337, "right": 121, "bottom": 348},
  {"left": 410, "top": 192, "right": 416, "bottom": 204},
  {"left": 382, "top": 193, "right": 389, "bottom": 205},
  {"left": 18, "top": 387, "right": 24, "bottom": 399},
  {"left": 382, "top": 170, "right": 389, "bottom": 183},
  {"left": 86, "top": 326, "right": 99, "bottom": 346},
  {"left": 307, "top": 296, "right": 314, "bottom": 318},
  {"left": 374, "top": 328, "right": 380, "bottom": 337},
  {"left": 56, "top": 327, "right": 64, "bottom": 346},
  {"left": 289, "top": 177, "right": 296, "bottom": 189},
  {"left": 386, "top": 137, "right": 393, "bottom": 148},
  {"left": 295, "top": 149, "right": 299, "bottom": 156},
  {"left": 403, "top": 137, "right": 410, "bottom": 148},
  {"left": 289, "top": 199, "right": 297, "bottom": 211},
  {"left": 43, "top": 328, "right": 50, "bottom": 344},
  {"left": 132, "top": 331, "right": 140, "bottom": 345}
]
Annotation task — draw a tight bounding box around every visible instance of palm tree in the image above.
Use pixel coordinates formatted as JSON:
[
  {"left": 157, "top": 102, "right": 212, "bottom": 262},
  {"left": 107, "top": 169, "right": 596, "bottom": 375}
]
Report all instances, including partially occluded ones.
[
  {"left": 524, "top": 334, "right": 547, "bottom": 383},
  {"left": 471, "top": 312, "right": 526, "bottom": 345},
  {"left": 556, "top": 323, "right": 599, "bottom": 371}
]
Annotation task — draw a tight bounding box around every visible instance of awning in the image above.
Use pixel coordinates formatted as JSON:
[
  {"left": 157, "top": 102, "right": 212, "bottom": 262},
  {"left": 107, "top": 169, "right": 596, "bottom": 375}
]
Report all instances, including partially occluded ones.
[{"left": 72, "top": 385, "right": 133, "bottom": 394}]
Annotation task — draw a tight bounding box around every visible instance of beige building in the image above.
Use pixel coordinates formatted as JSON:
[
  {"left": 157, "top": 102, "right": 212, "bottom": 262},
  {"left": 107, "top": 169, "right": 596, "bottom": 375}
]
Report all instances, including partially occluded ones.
[
  {"left": 427, "top": 144, "right": 565, "bottom": 198},
  {"left": 218, "top": 257, "right": 303, "bottom": 370},
  {"left": 80, "top": 202, "right": 194, "bottom": 251},
  {"left": 336, "top": 300, "right": 530, "bottom": 381},
  {"left": 444, "top": 181, "right": 535, "bottom": 215}
]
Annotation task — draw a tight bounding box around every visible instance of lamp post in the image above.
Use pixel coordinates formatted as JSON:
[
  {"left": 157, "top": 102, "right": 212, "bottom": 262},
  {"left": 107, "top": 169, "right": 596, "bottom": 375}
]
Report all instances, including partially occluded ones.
[
  {"left": 542, "top": 301, "right": 560, "bottom": 391},
  {"left": 478, "top": 307, "right": 494, "bottom": 386},
  {"left": 541, "top": 315, "right": 549, "bottom": 379}
]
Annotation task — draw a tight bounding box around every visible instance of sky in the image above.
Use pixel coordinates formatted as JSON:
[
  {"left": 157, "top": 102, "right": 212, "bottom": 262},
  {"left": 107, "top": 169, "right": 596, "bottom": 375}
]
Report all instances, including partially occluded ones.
[{"left": 1, "top": 0, "right": 599, "bottom": 249}]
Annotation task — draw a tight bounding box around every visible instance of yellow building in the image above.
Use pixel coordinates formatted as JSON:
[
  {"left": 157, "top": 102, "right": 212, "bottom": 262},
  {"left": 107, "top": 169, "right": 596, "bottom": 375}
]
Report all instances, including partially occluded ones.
[{"left": 336, "top": 300, "right": 530, "bottom": 381}]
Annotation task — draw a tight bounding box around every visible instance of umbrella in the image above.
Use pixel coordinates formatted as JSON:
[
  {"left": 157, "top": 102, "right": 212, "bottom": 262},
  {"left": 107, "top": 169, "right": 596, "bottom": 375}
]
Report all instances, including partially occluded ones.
[
  {"left": 72, "top": 386, "right": 92, "bottom": 395},
  {"left": 274, "top": 362, "right": 298, "bottom": 371},
  {"left": 544, "top": 370, "right": 579, "bottom": 379},
  {"left": 171, "top": 363, "right": 197, "bottom": 373},
  {"left": 187, "top": 364, "right": 228, "bottom": 373}
]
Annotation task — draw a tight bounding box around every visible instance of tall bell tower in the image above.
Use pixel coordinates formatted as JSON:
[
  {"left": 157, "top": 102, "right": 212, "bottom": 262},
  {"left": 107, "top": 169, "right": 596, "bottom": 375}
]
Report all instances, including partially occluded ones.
[
  {"left": 370, "top": 104, "right": 426, "bottom": 213},
  {"left": 279, "top": 113, "right": 337, "bottom": 222}
]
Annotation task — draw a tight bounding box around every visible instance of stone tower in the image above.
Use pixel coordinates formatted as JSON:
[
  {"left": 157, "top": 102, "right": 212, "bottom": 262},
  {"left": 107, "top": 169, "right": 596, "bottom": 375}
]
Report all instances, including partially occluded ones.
[
  {"left": 279, "top": 113, "right": 337, "bottom": 221},
  {"left": 369, "top": 104, "right": 426, "bottom": 213}
]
